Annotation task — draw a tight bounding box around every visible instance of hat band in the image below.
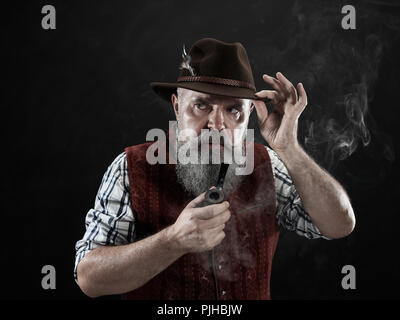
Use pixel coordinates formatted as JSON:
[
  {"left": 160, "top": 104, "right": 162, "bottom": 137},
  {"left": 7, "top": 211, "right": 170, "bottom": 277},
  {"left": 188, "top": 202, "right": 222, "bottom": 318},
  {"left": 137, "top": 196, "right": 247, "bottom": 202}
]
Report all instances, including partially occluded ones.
[{"left": 177, "top": 76, "right": 256, "bottom": 91}]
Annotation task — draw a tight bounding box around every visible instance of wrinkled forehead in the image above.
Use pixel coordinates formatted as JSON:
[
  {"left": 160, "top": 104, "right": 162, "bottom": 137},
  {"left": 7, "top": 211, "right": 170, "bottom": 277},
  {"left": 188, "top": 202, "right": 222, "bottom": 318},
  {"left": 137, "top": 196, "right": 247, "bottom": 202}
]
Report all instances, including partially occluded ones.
[{"left": 178, "top": 88, "right": 251, "bottom": 107}]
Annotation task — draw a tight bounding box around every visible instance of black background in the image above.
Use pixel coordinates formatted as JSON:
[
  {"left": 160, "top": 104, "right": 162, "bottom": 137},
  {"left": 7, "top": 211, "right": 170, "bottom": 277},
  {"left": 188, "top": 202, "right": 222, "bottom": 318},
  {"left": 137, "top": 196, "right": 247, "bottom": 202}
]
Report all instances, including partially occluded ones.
[{"left": 3, "top": 0, "right": 400, "bottom": 299}]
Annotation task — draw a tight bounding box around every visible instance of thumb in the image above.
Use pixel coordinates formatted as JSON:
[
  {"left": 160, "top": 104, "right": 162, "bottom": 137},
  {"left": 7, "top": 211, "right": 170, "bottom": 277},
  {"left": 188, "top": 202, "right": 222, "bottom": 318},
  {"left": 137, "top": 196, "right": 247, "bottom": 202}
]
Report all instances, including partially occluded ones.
[
  {"left": 187, "top": 191, "right": 207, "bottom": 208},
  {"left": 252, "top": 99, "right": 269, "bottom": 125}
]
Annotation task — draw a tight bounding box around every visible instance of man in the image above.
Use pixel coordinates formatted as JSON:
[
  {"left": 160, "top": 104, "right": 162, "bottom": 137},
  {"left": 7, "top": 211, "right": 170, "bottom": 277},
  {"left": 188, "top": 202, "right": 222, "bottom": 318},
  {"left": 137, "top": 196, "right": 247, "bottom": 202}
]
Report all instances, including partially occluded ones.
[{"left": 75, "top": 38, "right": 355, "bottom": 299}]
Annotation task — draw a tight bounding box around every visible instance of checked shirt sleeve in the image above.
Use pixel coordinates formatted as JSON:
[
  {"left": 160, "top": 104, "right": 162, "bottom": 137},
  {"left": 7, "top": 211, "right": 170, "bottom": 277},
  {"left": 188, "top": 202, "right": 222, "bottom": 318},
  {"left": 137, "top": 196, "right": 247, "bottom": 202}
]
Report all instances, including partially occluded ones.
[
  {"left": 266, "top": 146, "right": 331, "bottom": 240},
  {"left": 74, "top": 152, "right": 136, "bottom": 282}
]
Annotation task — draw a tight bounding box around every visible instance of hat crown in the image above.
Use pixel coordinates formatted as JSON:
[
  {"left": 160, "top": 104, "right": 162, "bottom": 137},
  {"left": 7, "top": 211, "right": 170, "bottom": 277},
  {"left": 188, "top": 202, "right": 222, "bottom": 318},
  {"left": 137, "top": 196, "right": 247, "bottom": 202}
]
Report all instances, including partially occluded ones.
[
  {"left": 180, "top": 38, "right": 255, "bottom": 86},
  {"left": 151, "top": 38, "right": 262, "bottom": 102}
]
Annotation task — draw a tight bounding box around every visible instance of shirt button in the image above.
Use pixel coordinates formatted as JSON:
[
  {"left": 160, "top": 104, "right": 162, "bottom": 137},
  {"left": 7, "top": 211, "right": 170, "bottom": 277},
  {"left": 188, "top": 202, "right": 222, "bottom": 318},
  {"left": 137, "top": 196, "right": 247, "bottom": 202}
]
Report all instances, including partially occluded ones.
[{"left": 221, "top": 290, "right": 226, "bottom": 296}]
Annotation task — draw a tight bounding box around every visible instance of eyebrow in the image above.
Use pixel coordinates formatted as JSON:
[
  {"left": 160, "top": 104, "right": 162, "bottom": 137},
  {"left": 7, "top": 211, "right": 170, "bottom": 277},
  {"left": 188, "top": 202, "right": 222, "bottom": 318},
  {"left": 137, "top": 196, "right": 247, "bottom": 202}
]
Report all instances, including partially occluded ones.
[
  {"left": 229, "top": 104, "right": 243, "bottom": 111},
  {"left": 193, "top": 98, "right": 210, "bottom": 105},
  {"left": 192, "top": 97, "right": 245, "bottom": 110}
]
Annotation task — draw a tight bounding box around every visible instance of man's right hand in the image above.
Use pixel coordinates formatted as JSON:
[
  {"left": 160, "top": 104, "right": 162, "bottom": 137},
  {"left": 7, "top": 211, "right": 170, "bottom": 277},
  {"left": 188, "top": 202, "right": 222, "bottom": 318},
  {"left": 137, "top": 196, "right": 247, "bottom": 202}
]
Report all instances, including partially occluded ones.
[{"left": 167, "top": 191, "right": 231, "bottom": 253}]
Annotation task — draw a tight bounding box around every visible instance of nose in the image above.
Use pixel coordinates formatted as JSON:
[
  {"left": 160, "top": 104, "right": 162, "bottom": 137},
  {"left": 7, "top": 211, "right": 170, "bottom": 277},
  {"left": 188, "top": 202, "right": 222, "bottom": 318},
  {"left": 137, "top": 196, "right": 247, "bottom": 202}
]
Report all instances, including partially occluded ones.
[{"left": 207, "top": 108, "right": 225, "bottom": 131}]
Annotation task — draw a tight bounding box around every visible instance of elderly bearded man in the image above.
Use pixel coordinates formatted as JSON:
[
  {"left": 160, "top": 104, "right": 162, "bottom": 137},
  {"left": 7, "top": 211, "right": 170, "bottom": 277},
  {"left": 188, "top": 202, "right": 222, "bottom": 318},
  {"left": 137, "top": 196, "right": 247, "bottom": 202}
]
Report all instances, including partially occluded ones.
[{"left": 74, "top": 38, "right": 355, "bottom": 300}]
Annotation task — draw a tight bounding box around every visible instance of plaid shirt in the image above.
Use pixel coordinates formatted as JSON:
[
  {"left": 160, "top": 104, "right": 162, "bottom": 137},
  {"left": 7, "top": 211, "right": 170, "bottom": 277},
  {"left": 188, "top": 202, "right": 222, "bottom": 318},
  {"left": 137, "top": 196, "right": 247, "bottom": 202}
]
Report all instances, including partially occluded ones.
[{"left": 74, "top": 146, "right": 329, "bottom": 281}]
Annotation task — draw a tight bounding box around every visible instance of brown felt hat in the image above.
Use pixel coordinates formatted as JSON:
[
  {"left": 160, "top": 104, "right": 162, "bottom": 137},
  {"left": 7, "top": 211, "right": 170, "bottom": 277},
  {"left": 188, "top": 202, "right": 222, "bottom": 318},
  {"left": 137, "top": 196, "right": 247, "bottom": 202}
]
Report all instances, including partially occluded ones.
[{"left": 151, "top": 38, "right": 263, "bottom": 102}]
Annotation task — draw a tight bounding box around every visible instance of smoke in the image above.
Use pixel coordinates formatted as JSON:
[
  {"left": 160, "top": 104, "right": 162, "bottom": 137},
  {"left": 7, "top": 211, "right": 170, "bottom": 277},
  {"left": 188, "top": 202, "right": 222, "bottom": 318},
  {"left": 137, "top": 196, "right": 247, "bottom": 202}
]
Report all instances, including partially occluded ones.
[{"left": 252, "top": 0, "right": 399, "bottom": 169}]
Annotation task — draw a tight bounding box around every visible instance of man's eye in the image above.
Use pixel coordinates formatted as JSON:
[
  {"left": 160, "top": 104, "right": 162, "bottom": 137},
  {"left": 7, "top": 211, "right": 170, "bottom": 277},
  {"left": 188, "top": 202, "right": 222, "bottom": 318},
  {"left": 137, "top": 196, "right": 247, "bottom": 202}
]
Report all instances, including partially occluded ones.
[
  {"left": 195, "top": 103, "right": 207, "bottom": 110},
  {"left": 228, "top": 107, "right": 240, "bottom": 114}
]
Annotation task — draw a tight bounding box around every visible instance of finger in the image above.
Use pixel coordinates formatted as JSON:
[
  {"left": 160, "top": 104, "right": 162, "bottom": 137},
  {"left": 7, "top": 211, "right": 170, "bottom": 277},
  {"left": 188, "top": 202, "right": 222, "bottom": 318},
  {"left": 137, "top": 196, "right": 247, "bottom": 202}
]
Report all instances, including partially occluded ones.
[
  {"left": 194, "top": 201, "right": 230, "bottom": 220},
  {"left": 187, "top": 191, "right": 207, "bottom": 208},
  {"left": 200, "top": 209, "right": 231, "bottom": 229},
  {"left": 297, "top": 83, "right": 308, "bottom": 110},
  {"left": 252, "top": 100, "right": 269, "bottom": 124},
  {"left": 212, "top": 230, "right": 226, "bottom": 247},
  {"left": 201, "top": 227, "right": 226, "bottom": 250},
  {"left": 206, "top": 223, "right": 226, "bottom": 234},
  {"left": 262, "top": 74, "right": 283, "bottom": 91},
  {"left": 276, "top": 72, "right": 297, "bottom": 102},
  {"left": 255, "top": 90, "right": 279, "bottom": 103}
]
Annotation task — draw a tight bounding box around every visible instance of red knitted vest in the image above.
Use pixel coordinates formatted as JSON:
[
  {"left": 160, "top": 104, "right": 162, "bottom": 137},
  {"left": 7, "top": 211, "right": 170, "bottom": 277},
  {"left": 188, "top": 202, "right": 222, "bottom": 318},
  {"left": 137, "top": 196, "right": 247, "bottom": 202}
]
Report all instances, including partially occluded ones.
[{"left": 124, "top": 141, "right": 279, "bottom": 300}]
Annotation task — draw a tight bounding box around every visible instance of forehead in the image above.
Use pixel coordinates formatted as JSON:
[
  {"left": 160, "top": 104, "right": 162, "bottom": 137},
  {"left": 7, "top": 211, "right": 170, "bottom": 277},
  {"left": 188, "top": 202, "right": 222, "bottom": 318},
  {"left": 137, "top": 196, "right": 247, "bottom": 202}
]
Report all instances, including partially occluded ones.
[{"left": 179, "top": 88, "right": 249, "bottom": 106}]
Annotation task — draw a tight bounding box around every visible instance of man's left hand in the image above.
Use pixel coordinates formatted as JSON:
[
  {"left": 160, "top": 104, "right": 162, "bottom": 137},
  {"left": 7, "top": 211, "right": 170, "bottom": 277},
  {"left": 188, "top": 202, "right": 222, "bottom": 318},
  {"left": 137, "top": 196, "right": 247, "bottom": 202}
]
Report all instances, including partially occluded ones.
[{"left": 253, "top": 72, "right": 308, "bottom": 153}]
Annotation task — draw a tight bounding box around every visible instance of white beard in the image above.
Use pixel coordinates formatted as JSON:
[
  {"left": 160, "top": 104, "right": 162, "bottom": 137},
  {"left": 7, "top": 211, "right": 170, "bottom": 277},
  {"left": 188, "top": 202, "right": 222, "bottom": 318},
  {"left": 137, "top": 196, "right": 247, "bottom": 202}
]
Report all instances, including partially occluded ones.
[
  {"left": 176, "top": 161, "right": 221, "bottom": 197},
  {"left": 175, "top": 129, "right": 246, "bottom": 197}
]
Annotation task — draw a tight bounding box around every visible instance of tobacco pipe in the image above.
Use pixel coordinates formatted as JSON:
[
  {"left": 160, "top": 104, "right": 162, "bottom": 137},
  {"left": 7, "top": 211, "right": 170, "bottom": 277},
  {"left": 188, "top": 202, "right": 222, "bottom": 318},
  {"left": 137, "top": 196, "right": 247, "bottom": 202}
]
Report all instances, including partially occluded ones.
[
  {"left": 204, "top": 163, "right": 229, "bottom": 204},
  {"left": 204, "top": 163, "right": 230, "bottom": 299}
]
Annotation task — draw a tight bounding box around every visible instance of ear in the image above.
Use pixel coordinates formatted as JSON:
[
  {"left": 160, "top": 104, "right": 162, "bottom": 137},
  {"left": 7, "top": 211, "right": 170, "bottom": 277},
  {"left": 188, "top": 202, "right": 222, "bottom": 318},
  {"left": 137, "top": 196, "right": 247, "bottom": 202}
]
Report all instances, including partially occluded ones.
[
  {"left": 249, "top": 102, "right": 255, "bottom": 114},
  {"left": 171, "top": 93, "right": 179, "bottom": 119}
]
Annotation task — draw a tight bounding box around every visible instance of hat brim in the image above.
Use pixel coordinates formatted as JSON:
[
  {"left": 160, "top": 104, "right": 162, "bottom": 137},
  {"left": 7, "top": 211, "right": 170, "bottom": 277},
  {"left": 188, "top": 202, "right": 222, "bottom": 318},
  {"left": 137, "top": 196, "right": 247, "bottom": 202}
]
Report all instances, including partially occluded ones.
[{"left": 150, "top": 81, "right": 265, "bottom": 103}]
